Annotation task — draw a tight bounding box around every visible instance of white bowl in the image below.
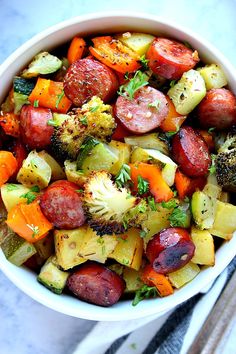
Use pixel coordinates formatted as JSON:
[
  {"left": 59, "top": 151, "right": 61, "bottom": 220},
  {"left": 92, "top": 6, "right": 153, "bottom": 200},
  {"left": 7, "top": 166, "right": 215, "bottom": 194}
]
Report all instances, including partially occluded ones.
[{"left": 1, "top": 12, "right": 236, "bottom": 321}]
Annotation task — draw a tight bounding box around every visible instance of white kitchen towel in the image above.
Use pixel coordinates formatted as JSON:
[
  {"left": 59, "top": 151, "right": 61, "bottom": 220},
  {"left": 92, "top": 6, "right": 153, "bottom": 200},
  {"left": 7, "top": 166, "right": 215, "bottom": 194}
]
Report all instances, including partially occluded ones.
[{"left": 72, "top": 256, "right": 235, "bottom": 354}]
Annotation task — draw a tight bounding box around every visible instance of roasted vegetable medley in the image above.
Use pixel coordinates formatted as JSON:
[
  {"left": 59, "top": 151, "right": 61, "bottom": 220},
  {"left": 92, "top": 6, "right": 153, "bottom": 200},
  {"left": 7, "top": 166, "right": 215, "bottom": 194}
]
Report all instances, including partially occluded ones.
[{"left": 0, "top": 31, "right": 236, "bottom": 307}]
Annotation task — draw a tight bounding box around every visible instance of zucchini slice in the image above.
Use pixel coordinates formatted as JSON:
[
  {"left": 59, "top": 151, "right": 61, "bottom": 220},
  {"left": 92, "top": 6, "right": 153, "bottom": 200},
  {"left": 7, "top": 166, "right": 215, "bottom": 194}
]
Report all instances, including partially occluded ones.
[
  {"left": 168, "top": 69, "right": 206, "bottom": 115},
  {"left": 76, "top": 136, "right": 100, "bottom": 169},
  {"left": 37, "top": 256, "right": 69, "bottom": 294},
  {"left": 13, "top": 92, "right": 29, "bottom": 114},
  {"left": 191, "top": 191, "right": 216, "bottom": 229},
  {"left": 125, "top": 133, "right": 169, "bottom": 155},
  {"left": 13, "top": 76, "right": 35, "bottom": 95},
  {"left": 22, "top": 52, "right": 62, "bottom": 78},
  {"left": 1, "top": 184, "right": 31, "bottom": 211}
]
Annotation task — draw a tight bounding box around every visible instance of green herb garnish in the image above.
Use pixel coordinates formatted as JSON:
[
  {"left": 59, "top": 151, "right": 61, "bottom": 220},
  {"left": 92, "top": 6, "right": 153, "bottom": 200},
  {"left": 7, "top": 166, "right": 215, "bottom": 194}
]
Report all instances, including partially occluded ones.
[
  {"left": 47, "top": 119, "right": 58, "bottom": 127},
  {"left": 170, "top": 80, "right": 177, "bottom": 87},
  {"left": 147, "top": 196, "right": 157, "bottom": 211},
  {"left": 148, "top": 100, "right": 160, "bottom": 110},
  {"left": 137, "top": 175, "right": 149, "bottom": 195},
  {"left": 55, "top": 90, "right": 65, "bottom": 109},
  {"left": 132, "top": 285, "right": 158, "bottom": 306},
  {"left": 208, "top": 127, "right": 215, "bottom": 134},
  {"left": 20, "top": 186, "right": 40, "bottom": 204},
  {"left": 168, "top": 206, "right": 188, "bottom": 227},
  {"left": 118, "top": 70, "right": 149, "bottom": 100},
  {"left": 33, "top": 100, "right": 39, "bottom": 108},
  {"left": 140, "top": 229, "right": 148, "bottom": 238},
  {"left": 165, "top": 130, "right": 179, "bottom": 138},
  {"left": 80, "top": 116, "right": 88, "bottom": 126},
  {"left": 6, "top": 184, "right": 19, "bottom": 191},
  {"left": 27, "top": 224, "right": 39, "bottom": 238},
  {"left": 89, "top": 105, "right": 99, "bottom": 112},
  {"left": 115, "top": 164, "right": 131, "bottom": 188},
  {"left": 139, "top": 55, "right": 149, "bottom": 70},
  {"left": 161, "top": 199, "right": 178, "bottom": 209},
  {"left": 209, "top": 154, "right": 216, "bottom": 175}
]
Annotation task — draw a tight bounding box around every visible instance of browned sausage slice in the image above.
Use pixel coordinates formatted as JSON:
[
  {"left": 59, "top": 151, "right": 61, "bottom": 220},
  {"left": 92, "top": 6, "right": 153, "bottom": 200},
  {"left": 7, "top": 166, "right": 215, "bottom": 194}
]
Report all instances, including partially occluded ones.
[
  {"left": 20, "top": 106, "right": 54, "bottom": 149},
  {"left": 198, "top": 88, "right": 236, "bottom": 130},
  {"left": 40, "top": 180, "right": 85, "bottom": 229},
  {"left": 146, "top": 38, "right": 199, "bottom": 80},
  {"left": 63, "top": 58, "right": 119, "bottom": 107},
  {"left": 114, "top": 86, "right": 169, "bottom": 133},
  {"left": 172, "top": 126, "right": 211, "bottom": 177},
  {"left": 67, "top": 262, "right": 126, "bottom": 306},
  {"left": 146, "top": 227, "right": 195, "bottom": 274}
]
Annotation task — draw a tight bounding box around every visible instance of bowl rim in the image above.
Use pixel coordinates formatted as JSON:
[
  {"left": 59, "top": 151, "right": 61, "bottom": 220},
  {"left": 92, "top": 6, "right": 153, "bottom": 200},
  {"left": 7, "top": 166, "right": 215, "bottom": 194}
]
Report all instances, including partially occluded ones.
[{"left": 0, "top": 11, "right": 236, "bottom": 321}]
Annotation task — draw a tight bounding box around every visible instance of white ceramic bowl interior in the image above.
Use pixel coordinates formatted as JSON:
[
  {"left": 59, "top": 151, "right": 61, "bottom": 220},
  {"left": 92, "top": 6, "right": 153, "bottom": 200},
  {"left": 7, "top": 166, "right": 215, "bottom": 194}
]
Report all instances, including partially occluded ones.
[{"left": 1, "top": 12, "right": 236, "bottom": 321}]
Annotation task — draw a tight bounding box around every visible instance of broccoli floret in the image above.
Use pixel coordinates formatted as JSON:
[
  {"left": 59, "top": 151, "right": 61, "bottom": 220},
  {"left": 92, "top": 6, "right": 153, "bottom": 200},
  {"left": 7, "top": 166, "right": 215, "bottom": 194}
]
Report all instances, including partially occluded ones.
[
  {"left": 83, "top": 171, "right": 147, "bottom": 236},
  {"left": 51, "top": 96, "right": 116, "bottom": 160},
  {"left": 216, "top": 134, "right": 236, "bottom": 192}
]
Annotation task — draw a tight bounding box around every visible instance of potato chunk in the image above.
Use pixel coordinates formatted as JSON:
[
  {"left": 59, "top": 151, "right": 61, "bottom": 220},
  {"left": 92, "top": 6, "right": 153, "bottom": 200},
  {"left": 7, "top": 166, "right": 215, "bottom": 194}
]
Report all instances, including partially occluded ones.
[{"left": 191, "top": 227, "right": 215, "bottom": 266}]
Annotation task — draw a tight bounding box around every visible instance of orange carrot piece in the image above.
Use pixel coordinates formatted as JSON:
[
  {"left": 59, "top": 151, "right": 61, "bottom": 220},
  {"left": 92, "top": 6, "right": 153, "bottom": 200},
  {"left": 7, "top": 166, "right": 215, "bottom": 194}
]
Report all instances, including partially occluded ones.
[
  {"left": 129, "top": 162, "right": 173, "bottom": 202},
  {"left": 0, "top": 112, "right": 20, "bottom": 137},
  {"left": 89, "top": 36, "right": 141, "bottom": 74},
  {"left": 198, "top": 129, "right": 215, "bottom": 151},
  {"left": 67, "top": 37, "right": 86, "bottom": 64},
  {"left": 6, "top": 201, "right": 53, "bottom": 243},
  {"left": 29, "top": 78, "right": 72, "bottom": 113},
  {"left": 175, "top": 169, "right": 206, "bottom": 200},
  {"left": 0, "top": 151, "right": 17, "bottom": 186},
  {"left": 142, "top": 265, "right": 174, "bottom": 296},
  {"left": 160, "top": 96, "right": 186, "bottom": 132}
]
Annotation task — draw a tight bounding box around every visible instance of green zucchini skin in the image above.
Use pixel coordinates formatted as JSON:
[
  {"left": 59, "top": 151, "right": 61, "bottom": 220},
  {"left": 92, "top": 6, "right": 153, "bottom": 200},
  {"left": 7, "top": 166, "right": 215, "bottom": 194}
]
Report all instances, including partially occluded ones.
[
  {"left": 76, "top": 136, "right": 100, "bottom": 170},
  {"left": 13, "top": 76, "right": 35, "bottom": 96}
]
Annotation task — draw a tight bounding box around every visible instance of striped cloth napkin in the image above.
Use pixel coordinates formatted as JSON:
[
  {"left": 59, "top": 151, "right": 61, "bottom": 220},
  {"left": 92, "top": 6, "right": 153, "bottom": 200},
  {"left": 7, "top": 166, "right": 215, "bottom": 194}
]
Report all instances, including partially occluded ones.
[{"left": 72, "top": 257, "right": 236, "bottom": 354}]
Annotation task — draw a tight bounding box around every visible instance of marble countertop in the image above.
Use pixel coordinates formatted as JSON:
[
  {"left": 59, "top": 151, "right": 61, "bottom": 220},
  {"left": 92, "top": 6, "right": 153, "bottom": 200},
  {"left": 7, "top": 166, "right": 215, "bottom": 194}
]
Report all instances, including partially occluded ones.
[{"left": 0, "top": 1, "right": 236, "bottom": 353}]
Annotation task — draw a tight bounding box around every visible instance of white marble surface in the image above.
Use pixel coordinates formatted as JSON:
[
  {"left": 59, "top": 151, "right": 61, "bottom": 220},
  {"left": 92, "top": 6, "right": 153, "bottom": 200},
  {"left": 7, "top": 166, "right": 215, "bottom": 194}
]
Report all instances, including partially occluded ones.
[{"left": 0, "top": 1, "right": 236, "bottom": 354}]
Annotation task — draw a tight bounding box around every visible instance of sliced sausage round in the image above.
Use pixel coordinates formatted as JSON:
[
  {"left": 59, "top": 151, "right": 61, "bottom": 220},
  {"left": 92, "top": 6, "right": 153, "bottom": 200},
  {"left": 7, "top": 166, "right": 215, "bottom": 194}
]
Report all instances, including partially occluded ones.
[
  {"left": 114, "top": 86, "right": 169, "bottom": 133},
  {"left": 198, "top": 88, "right": 236, "bottom": 130},
  {"left": 64, "top": 58, "right": 119, "bottom": 107},
  {"left": 146, "top": 37, "right": 199, "bottom": 80},
  {"left": 146, "top": 227, "right": 195, "bottom": 274},
  {"left": 67, "top": 261, "right": 126, "bottom": 307},
  {"left": 172, "top": 126, "right": 211, "bottom": 177},
  {"left": 20, "top": 106, "right": 54, "bottom": 149},
  {"left": 40, "top": 180, "right": 85, "bottom": 229}
]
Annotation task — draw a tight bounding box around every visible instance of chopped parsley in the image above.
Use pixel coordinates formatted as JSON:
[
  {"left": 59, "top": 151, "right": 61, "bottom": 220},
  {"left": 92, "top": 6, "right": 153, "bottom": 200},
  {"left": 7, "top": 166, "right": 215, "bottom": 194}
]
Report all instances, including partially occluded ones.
[
  {"left": 55, "top": 90, "right": 65, "bottom": 109},
  {"left": 6, "top": 184, "right": 19, "bottom": 192},
  {"left": 161, "top": 199, "right": 178, "bottom": 209},
  {"left": 148, "top": 100, "right": 160, "bottom": 110},
  {"left": 76, "top": 189, "right": 84, "bottom": 193},
  {"left": 140, "top": 229, "right": 148, "bottom": 238},
  {"left": 139, "top": 54, "right": 149, "bottom": 70},
  {"left": 89, "top": 105, "right": 99, "bottom": 112},
  {"left": 33, "top": 100, "right": 39, "bottom": 107},
  {"left": 137, "top": 202, "right": 147, "bottom": 213},
  {"left": 137, "top": 176, "right": 149, "bottom": 195},
  {"left": 118, "top": 70, "right": 149, "bottom": 100},
  {"left": 115, "top": 164, "right": 131, "bottom": 188},
  {"left": 132, "top": 285, "right": 158, "bottom": 306},
  {"left": 168, "top": 205, "right": 189, "bottom": 227},
  {"left": 147, "top": 196, "right": 157, "bottom": 211},
  {"left": 80, "top": 116, "right": 88, "bottom": 126},
  {"left": 20, "top": 185, "right": 40, "bottom": 204},
  {"left": 170, "top": 80, "right": 177, "bottom": 87},
  {"left": 27, "top": 224, "right": 39, "bottom": 238},
  {"left": 47, "top": 119, "right": 58, "bottom": 127},
  {"left": 208, "top": 127, "right": 215, "bottom": 134},
  {"left": 208, "top": 154, "right": 216, "bottom": 175}
]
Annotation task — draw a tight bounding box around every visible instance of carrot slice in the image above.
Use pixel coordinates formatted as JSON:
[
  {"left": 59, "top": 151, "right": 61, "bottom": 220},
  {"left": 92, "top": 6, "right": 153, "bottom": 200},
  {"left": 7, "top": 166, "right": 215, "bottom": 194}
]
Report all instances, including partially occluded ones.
[
  {"left": 160, "top": 96, "right": 186, "bottom": 132},
  {"left": 29, "top": 78, "right": 72, "bottom": 113},
  {"left": 6, "top": 201, "right": 53, "bottom": 243},
  {"left": 0, "top": 151, "right": 17, "bottom": 186},
  {"left": 175, "top": 169, "right": 206, "bottom": 200},
  {"left": 67, "top": 37, "right": 86, "bottom": 64},
  {"left": 142, "top": 265, "right": 174, "bottom": 296},
  {"left": 89, "top": 36, "right": 141, "bottom": 74},
  {"left": 129, "top": 162, "right": 173, "bottom": 202},
  {"left": 0, "top": 112, "right": 20, "bottom": 137}
]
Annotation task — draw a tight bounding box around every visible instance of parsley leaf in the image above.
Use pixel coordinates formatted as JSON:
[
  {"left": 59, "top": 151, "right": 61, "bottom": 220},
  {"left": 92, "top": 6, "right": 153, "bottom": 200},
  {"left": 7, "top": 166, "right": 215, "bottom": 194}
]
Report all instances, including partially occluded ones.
[
  {"left": 132, "top": 285, "right": 158, "bottom": 306},
  {"left": 27, "top": 224, "right": 39, "bottom": 238},
  {"left": 137, "top": 176, "right": 149, "bottom": 195},
  {"left": 80, "top": 116, "right": 88, "bottom": 126},
  {"left": 118, "top": 71, "right": 149, "bottom": 100},
  {"left": 47, "top": 119, "right": 58, "bottom": 127},
  {"left": 20, "top": 186, "right": 40, "bottom": 204},
  {"left": 137, "top": 202, "right": 147, "bottom": 213},
  {"left": 208, "top": 154, "right": 216, "bottom": 175},
  {"left": 147, "top": 196, "right": 157, "bottom": 211},
  {"left": 55, "top": 90, "right": 65, "bottom": 109},
  {"left": 89, "top": 105, "right": 99, "bottom": 112},
  {"left": 161, "top": 199, "right": 178, "bottom": 209},
  {"left": 6, "top": 184, "right": 19, "bottom": 191},
  {"left": 139, "top": 55, "right": 149, "bottom": 70},
  {"left": 170, "top": 80, "right": 177, "bottom": 87},
  {"left": 33, "top": 100, "right": 39, "bottom": 108},
  {"left": 115, "top": 164, "right": 131, "bottom": 188},
  {"left": 148, "top": 100, "right": 160, "bottom": 110},
  {"left": 168, "top": 206, "right": 188, "bottom": 227},
  {"left": 208, "top": 127, "right": 215, "bottom": 134},
  {"left": 140, "top": 229, "right": 148, "bottom": 238}
]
